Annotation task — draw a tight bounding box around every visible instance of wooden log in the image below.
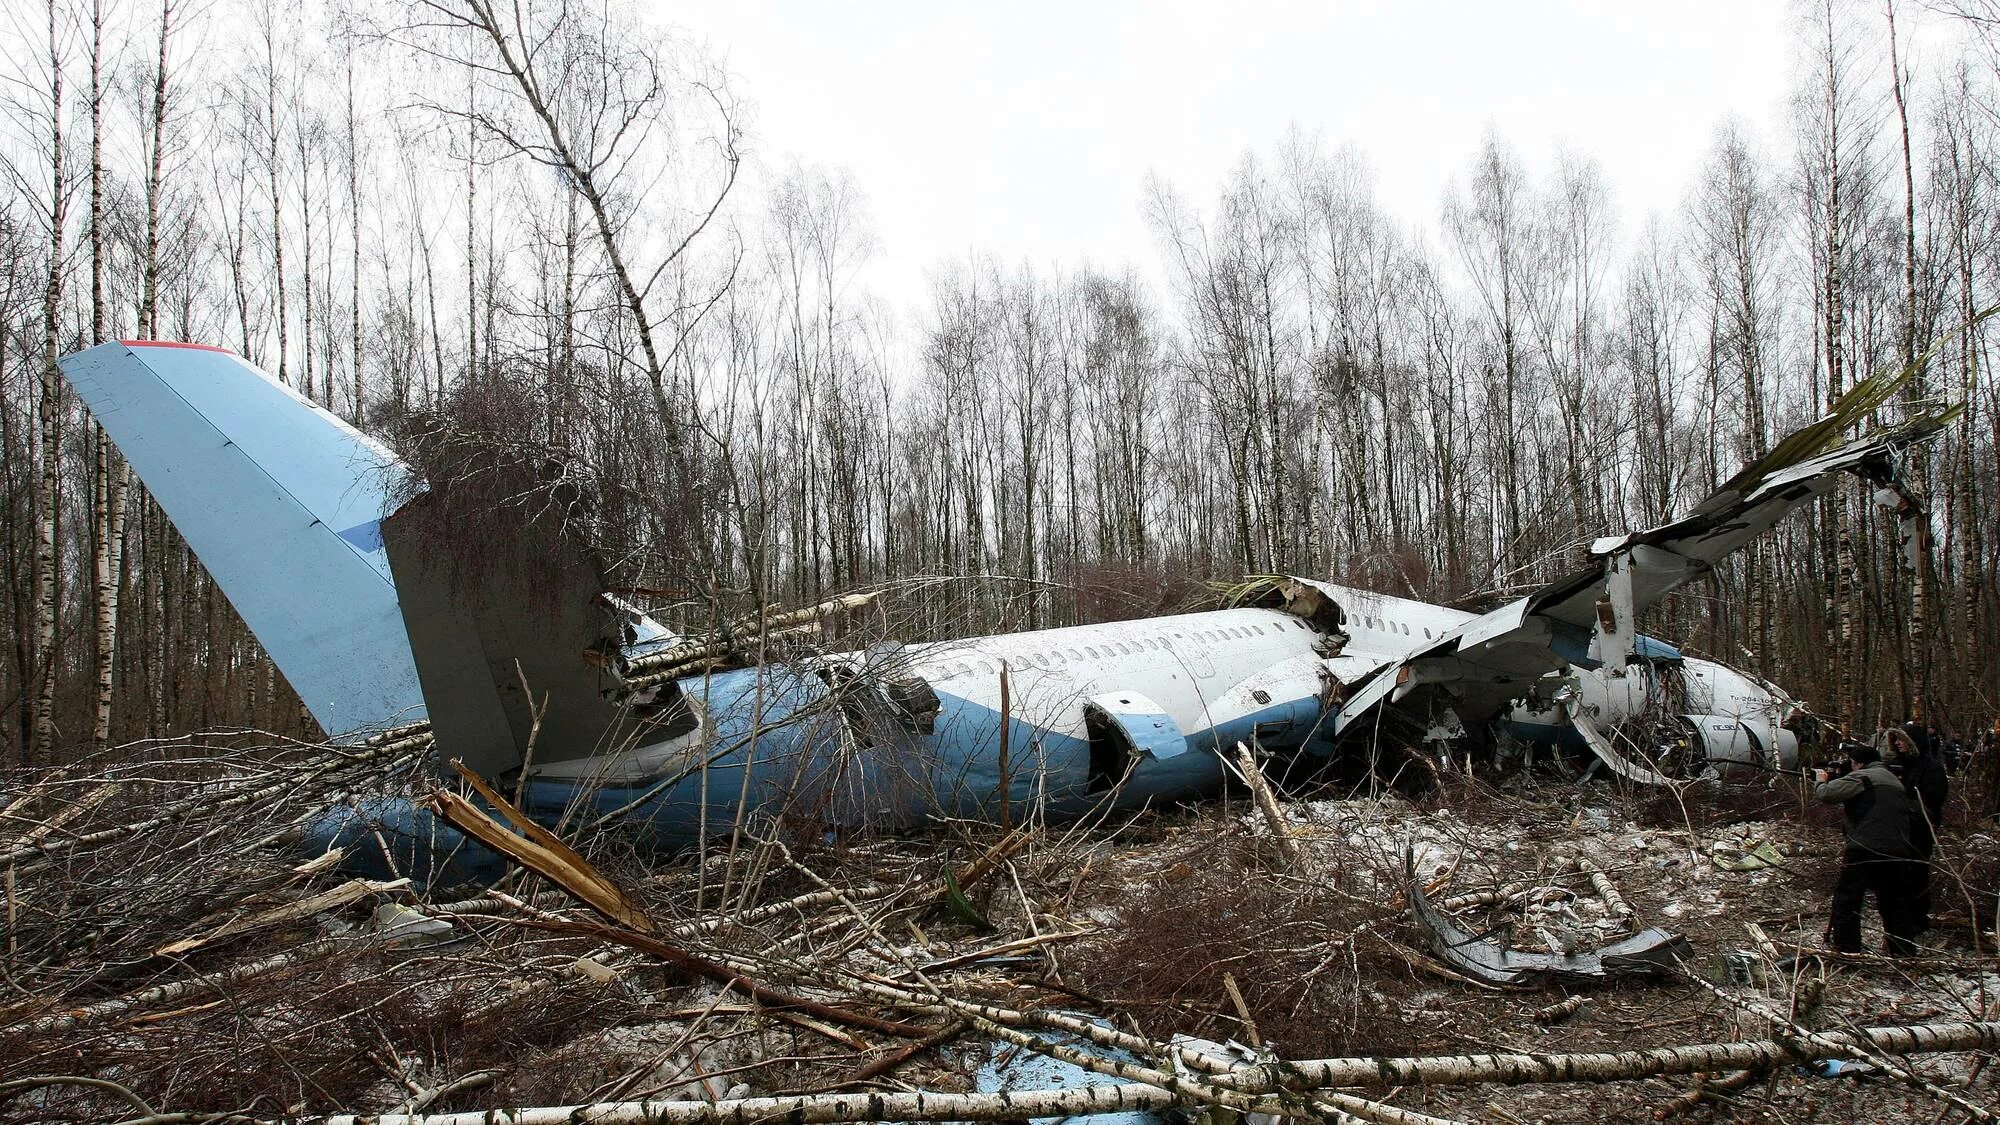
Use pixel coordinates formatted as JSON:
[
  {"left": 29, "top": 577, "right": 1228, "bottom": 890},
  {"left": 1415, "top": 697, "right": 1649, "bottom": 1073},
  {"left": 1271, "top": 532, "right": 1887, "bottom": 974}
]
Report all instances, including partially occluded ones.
[
  {"left": 312, "top": 1020, "right": 2000, "bottom": 1124},
  {"left": 1576, "top": 855, "right": 1632, "bottom": 925},
  {"left": 0, "top": 736, "right": 425, "bottom": 870},
  {"left": 426, "top": 762, "right": 654, "bottom": 933}
]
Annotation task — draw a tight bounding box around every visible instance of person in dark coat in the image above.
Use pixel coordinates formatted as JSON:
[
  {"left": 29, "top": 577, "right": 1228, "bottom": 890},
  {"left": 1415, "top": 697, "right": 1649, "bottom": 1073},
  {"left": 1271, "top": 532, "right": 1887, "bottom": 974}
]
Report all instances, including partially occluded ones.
[
  {"left": 1891, "top": 723, "right": 1950, "bottom": 932},
  {"left": 1815, "top": 740, "right": 1926, "bottom": 954}
]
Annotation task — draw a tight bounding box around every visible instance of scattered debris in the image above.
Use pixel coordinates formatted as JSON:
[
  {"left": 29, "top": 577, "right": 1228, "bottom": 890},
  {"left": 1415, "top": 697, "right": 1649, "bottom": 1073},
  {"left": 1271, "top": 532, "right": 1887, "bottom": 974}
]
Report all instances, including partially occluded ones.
[
  {"left": 1533, "top": 994, "right": 1591, "bottom": 1025},
  {"left": 4, "top": 739, "right": 2000, "bottom": 1122},
  {"left": 1406, "top": 854, "right": 1693, "bottom": 985}
]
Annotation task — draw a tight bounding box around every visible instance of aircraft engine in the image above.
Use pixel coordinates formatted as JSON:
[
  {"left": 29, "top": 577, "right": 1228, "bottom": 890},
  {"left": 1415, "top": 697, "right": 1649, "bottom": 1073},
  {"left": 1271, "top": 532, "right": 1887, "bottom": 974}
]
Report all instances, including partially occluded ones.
[{"left": 1679, "top": 714, "right": 1793, "bottom": 771}]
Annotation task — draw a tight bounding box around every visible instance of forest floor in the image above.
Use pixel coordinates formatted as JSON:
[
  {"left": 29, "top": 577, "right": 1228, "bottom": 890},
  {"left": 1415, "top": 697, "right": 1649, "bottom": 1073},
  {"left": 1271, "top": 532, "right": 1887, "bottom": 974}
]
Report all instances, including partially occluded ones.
[{"left": 2, "top": 739, "right": 1999, "bottom": 1124}]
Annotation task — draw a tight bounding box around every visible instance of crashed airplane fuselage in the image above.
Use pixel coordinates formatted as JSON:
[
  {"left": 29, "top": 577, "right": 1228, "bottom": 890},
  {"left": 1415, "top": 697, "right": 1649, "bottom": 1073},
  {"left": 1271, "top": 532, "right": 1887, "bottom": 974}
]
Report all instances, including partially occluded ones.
[{"left": 58, "top": 340, "right": 1946, "bottom": 866}]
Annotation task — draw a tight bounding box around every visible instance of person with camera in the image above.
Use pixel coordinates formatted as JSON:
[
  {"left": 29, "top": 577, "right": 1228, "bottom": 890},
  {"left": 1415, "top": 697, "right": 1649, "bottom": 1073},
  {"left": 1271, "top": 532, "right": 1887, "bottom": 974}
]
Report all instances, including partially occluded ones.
[
  {"left": 1889, "top": 723, "right": 1948, "bottom": 933},
  {"left": 1814, "top": 740, "right": 1926, "bottom": 955}
]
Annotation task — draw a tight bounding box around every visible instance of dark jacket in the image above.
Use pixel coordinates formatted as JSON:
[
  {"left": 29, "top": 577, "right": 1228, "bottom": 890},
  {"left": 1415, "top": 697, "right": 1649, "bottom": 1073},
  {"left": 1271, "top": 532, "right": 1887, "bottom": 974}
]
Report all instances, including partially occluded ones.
[
  {"left": 1898, "top": 752, "right": 1948, "bottom": 852},
  {"left": 1814, "top": 762, "right": 1921, "bottom": 858}
]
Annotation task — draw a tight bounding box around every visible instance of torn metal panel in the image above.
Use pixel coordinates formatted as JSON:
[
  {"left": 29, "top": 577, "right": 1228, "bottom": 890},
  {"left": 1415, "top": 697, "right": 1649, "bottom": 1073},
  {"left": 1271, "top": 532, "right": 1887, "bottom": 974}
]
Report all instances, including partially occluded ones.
[
  {"left": 1566, "top": 707, "right": 1687, "bottom": 788},
  {"left": 973, "top": 1016, "right": 1155, "bottom": 1125},
  {"left": 1230, "top": 575, "right": 1350, "bottom": 634},
  {"left": 601, "top": 592, "right": 683, "bottom": 662},
  {"left": 1406, "top": 856, "right": 1692, "bottom": 985},
  {"left": 1589, "top": 552, "right": 1636, "bottom": 668}
]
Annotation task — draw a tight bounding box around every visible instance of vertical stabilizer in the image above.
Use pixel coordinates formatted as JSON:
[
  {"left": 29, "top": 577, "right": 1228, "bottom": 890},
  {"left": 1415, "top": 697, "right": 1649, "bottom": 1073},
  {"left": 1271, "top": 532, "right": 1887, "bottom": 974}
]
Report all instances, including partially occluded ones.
[{"left": 57, "top": 341, "right": 426, "bottom": 739}]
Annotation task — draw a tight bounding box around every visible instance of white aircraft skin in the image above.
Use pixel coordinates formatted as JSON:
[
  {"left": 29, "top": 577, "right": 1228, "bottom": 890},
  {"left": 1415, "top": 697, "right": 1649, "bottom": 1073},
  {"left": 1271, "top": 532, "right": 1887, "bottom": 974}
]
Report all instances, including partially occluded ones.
[
  {"left": 799, "top": 584, "right": 1801, "bottom": 810},
  {"left": 528, "top": 584, "right": 1801, "bottom": 846}
]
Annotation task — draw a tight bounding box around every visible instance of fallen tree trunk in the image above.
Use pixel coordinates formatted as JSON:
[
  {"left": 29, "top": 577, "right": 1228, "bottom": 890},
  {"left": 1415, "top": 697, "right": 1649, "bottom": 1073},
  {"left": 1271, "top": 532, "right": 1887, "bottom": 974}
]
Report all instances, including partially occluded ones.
[
  {"left": 314, "top": 1019, "right": 2000, "bottom": 1125},
  {"left": 0, "top": 734, "right": 426, "bottom": 870},
  {"left": 488, "top": 914, "right": 936, "bottom": 1040},
  {"left": 1233, "top": 741, "right": 1300, "bottom": 866}
]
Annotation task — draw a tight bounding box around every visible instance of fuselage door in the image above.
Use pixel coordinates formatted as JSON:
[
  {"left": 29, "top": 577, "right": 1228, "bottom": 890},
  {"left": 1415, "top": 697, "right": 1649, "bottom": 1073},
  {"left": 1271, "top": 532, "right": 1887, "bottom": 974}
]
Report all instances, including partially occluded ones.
[
  {"left": 1164, "top": 628, "right": 1216, "bottom": 679},
  {"left": 1084, "top": 691, "right": 1188, "bottom": 761}
]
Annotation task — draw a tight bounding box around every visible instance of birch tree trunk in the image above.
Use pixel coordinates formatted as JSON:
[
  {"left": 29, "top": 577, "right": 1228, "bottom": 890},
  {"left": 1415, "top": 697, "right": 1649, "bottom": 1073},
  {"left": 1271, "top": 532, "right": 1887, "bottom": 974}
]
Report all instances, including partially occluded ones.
[
  {"left": 1887, "top": 0, "right": 1928, "bottom": 716},
  {"left": 316, "top": 1020, "right": 2000, "bottom": 1125},
  {"left": 260, "top": 6, "right": 288, "bottom": 387},
  {"left": 86, "top": 0, "right": 121, "bottom": 751},
  {"left": 33, "top": 0, "right": 69, "bottom": 765}
]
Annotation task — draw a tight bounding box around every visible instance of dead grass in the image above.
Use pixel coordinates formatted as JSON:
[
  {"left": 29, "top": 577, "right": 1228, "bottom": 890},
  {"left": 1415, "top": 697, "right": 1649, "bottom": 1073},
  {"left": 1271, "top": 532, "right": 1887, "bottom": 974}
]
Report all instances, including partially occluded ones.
[{"left": 1061, "top": 827, "right": 1426, "bottom": 1058}]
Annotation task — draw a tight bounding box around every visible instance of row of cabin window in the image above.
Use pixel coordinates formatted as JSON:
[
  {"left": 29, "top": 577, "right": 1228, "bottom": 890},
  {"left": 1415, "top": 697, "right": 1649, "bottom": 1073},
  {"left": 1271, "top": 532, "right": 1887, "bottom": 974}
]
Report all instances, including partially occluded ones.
[
  {"left": 924, "top": 622, "right": 1283, "bottom": 680},
  {"left": 1360, "top": 616, "right": 1435, "bottom": 640}
]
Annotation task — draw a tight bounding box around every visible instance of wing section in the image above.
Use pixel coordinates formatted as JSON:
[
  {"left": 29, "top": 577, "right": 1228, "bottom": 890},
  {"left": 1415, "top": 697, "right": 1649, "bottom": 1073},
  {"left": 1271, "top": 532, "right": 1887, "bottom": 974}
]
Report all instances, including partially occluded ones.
[
  {"left": 1332, "top": 362, "right": 1958, "bottom": 735},
  {"left": 58, "top": 341, "right": 426, "bottom": 739}
]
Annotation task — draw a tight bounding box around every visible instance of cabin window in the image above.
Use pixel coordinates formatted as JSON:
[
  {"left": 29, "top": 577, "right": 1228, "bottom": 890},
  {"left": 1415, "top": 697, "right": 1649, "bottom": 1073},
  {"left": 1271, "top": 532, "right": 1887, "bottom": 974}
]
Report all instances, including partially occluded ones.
[
  {"left": 1067, "top": 647, "right": 1083, "bottom": 659},
  {"left": 1085, "top": 646, "right": 1101, "bottom": 658}
]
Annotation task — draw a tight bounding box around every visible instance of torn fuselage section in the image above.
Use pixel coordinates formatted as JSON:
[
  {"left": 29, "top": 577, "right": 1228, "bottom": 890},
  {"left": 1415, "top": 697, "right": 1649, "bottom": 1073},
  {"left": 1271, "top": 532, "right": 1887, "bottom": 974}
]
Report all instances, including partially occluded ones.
[
  {"left": 1083, "top": 691, "right": 1188, "bottom": 792},
  {"left": 1508, "top": 647, "right": 1803, "bottom": 783},
  {"left": 1228, "top": 575, "right": 1351, "bottom": 638}
]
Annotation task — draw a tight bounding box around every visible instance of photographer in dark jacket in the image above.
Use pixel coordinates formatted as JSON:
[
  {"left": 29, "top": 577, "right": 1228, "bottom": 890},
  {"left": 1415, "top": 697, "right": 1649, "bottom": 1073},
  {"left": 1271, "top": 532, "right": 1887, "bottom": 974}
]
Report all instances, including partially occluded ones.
[
  {"left": 1891, "top": 723, "right": 1949, "bottom": 932},
  {"left": 1815, "top": 740, "right": 1925, "bottom": 954}
]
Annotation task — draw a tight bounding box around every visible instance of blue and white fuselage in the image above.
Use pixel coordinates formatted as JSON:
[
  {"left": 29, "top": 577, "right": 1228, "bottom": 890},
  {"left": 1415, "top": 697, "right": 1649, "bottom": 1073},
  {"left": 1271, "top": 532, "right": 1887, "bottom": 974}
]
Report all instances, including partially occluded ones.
[
  {"left": 514, "top": 584, "right": 1800, "bottom": 852},
  {"left": 59, "top": 338, "right": 1919, "bottom": 880}
]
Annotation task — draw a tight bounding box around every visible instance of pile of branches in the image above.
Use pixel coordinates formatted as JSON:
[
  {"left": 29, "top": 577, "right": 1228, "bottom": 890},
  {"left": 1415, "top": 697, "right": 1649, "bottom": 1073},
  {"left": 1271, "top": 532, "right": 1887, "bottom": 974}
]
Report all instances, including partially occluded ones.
[{"left": 3, "top": 735, "right": 1999, "bottom": 1124}]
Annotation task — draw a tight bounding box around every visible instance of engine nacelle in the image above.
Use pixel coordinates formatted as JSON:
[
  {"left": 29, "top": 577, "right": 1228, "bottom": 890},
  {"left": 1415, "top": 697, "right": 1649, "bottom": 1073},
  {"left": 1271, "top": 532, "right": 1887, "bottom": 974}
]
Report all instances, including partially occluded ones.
[{"left": 1679, "top": 713, "right": 1798, "bottom": 773}]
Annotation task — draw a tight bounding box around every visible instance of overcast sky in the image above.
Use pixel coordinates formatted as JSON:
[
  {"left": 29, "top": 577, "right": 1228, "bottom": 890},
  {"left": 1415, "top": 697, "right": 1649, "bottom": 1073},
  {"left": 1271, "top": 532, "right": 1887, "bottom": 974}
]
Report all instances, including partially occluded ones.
[{"left": 671, "top": 2, "right": 1931, "bottom": 317}]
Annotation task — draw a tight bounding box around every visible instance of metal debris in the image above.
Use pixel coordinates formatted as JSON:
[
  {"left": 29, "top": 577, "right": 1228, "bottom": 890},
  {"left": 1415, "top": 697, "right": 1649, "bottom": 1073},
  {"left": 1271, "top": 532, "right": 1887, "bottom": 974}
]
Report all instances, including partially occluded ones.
[{"left": 1405, "top": 856, "right": 1693, "bottom": 986}]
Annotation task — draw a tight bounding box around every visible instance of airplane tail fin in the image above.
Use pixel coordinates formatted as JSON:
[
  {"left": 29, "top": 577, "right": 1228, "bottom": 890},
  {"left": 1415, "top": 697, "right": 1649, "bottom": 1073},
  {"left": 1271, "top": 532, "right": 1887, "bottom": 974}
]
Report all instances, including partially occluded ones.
[{"left": 58, "top": 341, "right": 426, "bottom": 740}]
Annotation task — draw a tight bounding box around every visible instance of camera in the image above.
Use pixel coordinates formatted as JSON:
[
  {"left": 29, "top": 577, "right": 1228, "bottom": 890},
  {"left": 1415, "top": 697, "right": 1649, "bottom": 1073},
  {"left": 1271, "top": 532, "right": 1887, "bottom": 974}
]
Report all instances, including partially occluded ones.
[{"left": 1809, "top": 748, "right": 1863, "bottom": 784}]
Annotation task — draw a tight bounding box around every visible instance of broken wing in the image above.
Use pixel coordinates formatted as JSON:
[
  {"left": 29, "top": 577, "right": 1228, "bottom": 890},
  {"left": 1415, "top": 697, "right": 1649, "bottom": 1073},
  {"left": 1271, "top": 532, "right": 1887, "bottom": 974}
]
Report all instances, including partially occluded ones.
[{"left": 1332, "top": 365, "right": 1960, "bottom": 735}]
